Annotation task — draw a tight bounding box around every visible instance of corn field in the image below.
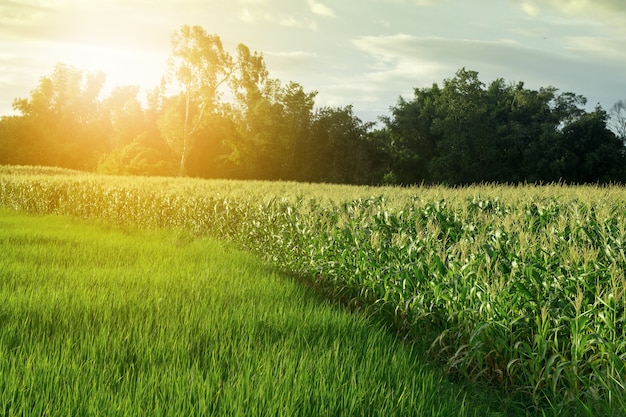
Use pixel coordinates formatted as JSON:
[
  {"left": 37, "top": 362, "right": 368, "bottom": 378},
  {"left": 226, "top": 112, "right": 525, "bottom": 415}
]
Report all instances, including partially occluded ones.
[{"left": 1, "top": 165, "right": 625, "bottom": 415}]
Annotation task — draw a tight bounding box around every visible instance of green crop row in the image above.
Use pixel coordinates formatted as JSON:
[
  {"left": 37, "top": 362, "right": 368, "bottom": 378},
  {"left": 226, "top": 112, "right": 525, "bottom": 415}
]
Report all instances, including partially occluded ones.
[{"left": 1, "top": 165, "right": 625, "bottom": 415}]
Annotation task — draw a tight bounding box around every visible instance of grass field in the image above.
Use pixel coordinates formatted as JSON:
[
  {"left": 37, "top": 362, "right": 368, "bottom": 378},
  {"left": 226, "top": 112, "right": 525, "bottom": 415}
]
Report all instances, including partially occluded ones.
[
  {"left": 1, "top": 165, "right": 625, "bottom": 416},
  {"left": 0, "top": 209, "right": 504, "bottom": 416}
]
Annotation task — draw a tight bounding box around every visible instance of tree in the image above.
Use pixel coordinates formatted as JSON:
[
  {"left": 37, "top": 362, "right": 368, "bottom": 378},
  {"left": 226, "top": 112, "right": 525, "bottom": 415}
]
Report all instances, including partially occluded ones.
[
  {"left": 554, "top": 108, "right": 626, "bottom": 183},
  {"left": 228, "top": 79, "right": 318, "bottom": 180},
  {"left": 103, "top": 85, "right": 147, "bottom": 148},
  {"left": 230, "top": 43, "right": 269, "bottom": 110},
  {"left": 303, "top": 105, "right": 375, "bottom": 183},
  {"left": 225, "top": 45, "right": 281, "bottom": 179},
  {"left": 96, "top": 131, "right": 175, "bottom": 177},
  {"left": 185, "top": 113, "right": 240, "bottom": 178},
  {"left": 98, "top": 84, "right": 176, "bottom": 176},
  {"left": 276, "top": 81, "right": 317, "bottom": 179},
  {"left": 501, "top": 84, "right": 557, "bottom": 182},
  {"left": 379, "top": 84, "right": 441, "bottom": 184},
  {"left": 609, "top": 99, "right": 626, "bottom": 141},
  {"left": 160, "top": 25, "right": 234, "bottom": 176},
  {"left": 378, "top": 68, "right": 623, "bottom": 185},
  {"left": 0, "top": 115, "right": 42, "bottom": 165},
  {"left": 10, "top": 63, "right": 111, "bottom": 169},
  {"left": 429, "top": 68, "right": 490, "bottom": 184}
]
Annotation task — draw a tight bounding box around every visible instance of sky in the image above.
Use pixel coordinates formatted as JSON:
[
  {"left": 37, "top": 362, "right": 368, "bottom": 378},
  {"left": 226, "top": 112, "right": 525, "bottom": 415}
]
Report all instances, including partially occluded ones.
[{"left": 1, "top": 0, "right": 626, "bottom": 123}]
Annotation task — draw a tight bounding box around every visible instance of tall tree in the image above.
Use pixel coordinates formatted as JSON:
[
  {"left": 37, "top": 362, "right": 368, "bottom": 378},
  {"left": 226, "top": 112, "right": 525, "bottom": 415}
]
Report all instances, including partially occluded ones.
[
  {"left": 430, "top": 68, "right": 490, "bottom": 184},
  {"left": 225, "top": 44, "right": 277, "bottom": 178},
  {"left": 160, "top": 25, "right": 234, "bottom": 176},
  {"left": 230, "top": 44, "right": 269, "bottom": 110},
  {"left": 228, "top": 79, "right": 318, "bottom": 180}
]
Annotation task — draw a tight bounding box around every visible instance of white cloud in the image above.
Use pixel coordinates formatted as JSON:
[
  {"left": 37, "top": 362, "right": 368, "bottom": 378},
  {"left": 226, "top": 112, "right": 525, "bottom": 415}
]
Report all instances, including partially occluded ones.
[
  {"left": 348, "top": 31, "right": 626, "bottom": 119},
  {"left": 514, "top": 0, "right": 626, "bottom": 26},
  {"left": 307, "top": 0, "right": 336, "bottom": 18},
  {"left": 520, "top": 1, "right": 539, "bottom": 16},
  {"left": 352, "top": 35, "right": 530, "bottom": 93}
]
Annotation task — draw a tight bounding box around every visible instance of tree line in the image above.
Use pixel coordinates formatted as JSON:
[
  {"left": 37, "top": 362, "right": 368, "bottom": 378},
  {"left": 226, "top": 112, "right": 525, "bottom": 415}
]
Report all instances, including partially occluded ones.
[{"left": 1, "top": 25, "right": 625, "bottom": 185}]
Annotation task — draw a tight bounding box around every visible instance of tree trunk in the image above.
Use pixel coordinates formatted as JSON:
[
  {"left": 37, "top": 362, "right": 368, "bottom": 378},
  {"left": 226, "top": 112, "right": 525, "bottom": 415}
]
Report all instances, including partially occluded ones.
[{"left": 179, "top": 89, "right": 191, "bottom": 176}]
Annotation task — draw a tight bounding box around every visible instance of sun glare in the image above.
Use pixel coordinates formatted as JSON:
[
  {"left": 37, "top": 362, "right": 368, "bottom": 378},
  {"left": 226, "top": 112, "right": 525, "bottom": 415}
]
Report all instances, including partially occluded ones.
[{"left": 59, "top": 42, "right": 166, "bottom": 97}]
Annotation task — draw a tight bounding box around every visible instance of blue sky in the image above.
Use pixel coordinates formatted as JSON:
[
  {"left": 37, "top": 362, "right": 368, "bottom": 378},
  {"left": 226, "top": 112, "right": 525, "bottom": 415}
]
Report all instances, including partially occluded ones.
[{"left": 1, "top": 0, "right": 625, "bottom": 122}]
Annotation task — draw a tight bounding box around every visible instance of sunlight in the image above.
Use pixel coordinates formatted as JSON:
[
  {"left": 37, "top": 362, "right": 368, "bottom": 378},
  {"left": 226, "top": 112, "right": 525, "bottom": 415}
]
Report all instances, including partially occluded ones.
[{"left": 58, "top": 42, "right": 166, "bottom": 97}]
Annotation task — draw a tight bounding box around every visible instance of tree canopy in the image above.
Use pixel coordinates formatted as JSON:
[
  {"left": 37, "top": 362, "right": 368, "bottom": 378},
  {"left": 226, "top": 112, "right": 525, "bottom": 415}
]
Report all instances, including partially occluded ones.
[
  {"left": 379, "top": 69, "right": 626, "bottom": 184},
  {"left": 1, "top": 26, "right": 625, "bottom": 185}
]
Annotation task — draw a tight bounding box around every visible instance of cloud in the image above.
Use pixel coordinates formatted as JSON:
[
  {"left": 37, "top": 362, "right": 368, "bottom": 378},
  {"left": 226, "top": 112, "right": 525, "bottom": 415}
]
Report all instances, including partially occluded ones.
[
  {"left": 352, "top": 34, "right": 544, "bottom": 78},
  {"left": 514, "top": 0, "right": 626, "bottom": 23},
  {"left": 348, "top": 31, "right": 626, "bottom": 119},
  {"left": 307, "top": 0, "right": 335, "bottom": 18},
  {"left": 520, "top": 1, "right": 539, "bottom": 16},
  {"left": 238, "top": 3, "right": 319, "bottom": 29},
  {"left": 246, "top": 12, "right": 316, "bottom": 29},
  {"left": 558, "top": 0, "right": 596, "bottom": 14},
  {"left": 0, "top": 0, "right": 49, "bottom": 20},
  {"left": 549, "top": 0, "right": 626, "bottom": 15},
  {"left": 0, "top": 0, "right": 59, "bottom": 40},
  {"left": 350, "top": 33, "right": 622, "bottom": 105}
]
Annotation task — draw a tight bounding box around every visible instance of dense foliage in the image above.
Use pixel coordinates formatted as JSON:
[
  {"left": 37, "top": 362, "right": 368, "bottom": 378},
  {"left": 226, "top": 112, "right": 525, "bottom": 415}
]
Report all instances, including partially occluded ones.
[
  {"left": 1, "top": 166, "right": 625, "bottom": 416},
  {"left": 1, "top": 26, "right": 624, "bottom": 185},
  {"left": 379, "top": 70, "right": 626, "bottom": 184}
]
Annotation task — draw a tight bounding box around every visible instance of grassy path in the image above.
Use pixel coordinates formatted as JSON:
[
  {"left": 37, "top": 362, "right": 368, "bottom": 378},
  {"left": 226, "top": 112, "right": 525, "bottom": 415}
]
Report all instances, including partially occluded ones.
[{"left": 0, "top": 209, "right": 508, "bottom": 416}]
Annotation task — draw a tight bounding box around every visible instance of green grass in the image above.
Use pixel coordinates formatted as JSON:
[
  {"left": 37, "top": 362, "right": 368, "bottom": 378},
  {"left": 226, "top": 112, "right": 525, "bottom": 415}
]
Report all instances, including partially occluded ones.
[{"left": 0, "top": 209, "right": 503, "bottom": 416}]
